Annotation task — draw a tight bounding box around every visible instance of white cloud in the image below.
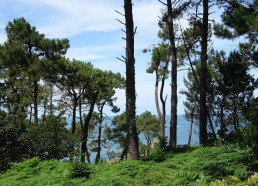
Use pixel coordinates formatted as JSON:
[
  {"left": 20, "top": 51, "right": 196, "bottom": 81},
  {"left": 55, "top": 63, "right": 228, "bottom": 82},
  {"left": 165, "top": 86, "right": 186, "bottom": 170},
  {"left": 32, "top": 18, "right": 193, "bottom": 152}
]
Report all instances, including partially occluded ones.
[
  {"left": 0, "top": 34, "right": 7, "bottom": 44},
  {"left": 13, "top": 0, "right": 163, "bottom": 40},
  {"left": 15, "top": 0, "right": 121, "bottom": 37}
]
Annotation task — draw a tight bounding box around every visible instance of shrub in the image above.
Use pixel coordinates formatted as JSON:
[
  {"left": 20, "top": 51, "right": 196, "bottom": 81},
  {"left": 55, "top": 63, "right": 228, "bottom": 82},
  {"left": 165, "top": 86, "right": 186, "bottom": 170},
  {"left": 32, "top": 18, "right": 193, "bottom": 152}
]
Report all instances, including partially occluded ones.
[{"left": 69, "top": 162, "right": 91, "bottom": 179}]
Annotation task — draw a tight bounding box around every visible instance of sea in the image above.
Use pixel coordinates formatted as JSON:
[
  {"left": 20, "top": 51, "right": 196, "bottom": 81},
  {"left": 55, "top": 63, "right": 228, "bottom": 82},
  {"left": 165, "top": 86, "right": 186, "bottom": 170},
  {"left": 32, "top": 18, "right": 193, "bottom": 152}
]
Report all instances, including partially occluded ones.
[{"left": 66, "top": 115, "right": 199, "bottom": 161}]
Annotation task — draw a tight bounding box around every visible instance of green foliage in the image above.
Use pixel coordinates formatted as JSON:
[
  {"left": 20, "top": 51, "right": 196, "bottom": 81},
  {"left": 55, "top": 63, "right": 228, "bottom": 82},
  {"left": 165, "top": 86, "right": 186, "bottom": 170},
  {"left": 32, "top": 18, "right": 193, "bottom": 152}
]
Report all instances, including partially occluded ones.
[
  {"left": 0, "top": 158, "right": 82, "bottom": 186},
  {"left": 0, "top": 111, "right": 29, "bottom": 171},
  {"left": 0, "top": 146, "right": 256, "bottom": 185},
  {"left": 69, "top": 162, "right": 91, "bottom": 179},
  {"left": 137, "top": 111, "right": 159, "bottom": 146},
  {"left": 21, "top": 115, "right": 78, "bottom": 160}
]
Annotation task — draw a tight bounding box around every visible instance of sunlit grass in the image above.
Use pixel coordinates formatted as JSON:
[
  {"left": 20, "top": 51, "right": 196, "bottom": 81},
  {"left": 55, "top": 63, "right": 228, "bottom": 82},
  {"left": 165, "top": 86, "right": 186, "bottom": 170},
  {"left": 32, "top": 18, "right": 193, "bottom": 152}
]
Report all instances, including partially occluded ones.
[{"left": 0, "top": 145, "right": 257, "bottom": 185}]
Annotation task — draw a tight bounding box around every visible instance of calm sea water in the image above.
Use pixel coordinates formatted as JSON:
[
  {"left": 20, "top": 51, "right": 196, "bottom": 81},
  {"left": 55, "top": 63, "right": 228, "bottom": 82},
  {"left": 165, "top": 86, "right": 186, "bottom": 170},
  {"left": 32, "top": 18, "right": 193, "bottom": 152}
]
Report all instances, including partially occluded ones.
[{"left": 66, "top": 115, "right": 199, "bottom": 161}]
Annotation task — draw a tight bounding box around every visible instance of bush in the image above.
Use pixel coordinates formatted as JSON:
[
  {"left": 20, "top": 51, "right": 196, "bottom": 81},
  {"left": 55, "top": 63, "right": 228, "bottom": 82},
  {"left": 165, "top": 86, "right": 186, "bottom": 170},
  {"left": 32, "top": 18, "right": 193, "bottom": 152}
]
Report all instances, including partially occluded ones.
[{"left": 69, "top": 162, "right": 91, "bottom": 179}]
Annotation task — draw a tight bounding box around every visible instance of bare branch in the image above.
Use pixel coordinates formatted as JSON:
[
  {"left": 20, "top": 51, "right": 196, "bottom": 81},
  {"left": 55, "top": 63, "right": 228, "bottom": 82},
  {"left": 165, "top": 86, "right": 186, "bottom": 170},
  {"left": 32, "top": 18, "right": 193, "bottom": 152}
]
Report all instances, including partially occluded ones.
[
  {"left": 115, "top": 10, "right": 125, "bottom": 17},
  {"left": 177, "top": 68, "right": 189, "bottom": 72},
  {"left": 158, "top": 0, "right": 167, "bottom": 6},
  {"left": 134, "top": 26, "right": 137, "bottom": 35},
  {"left": 116, "top": 19, "right": 125, "bottom": 25},
  {"left": 116, "top": 56, "right": 126, "bottom": 63}
]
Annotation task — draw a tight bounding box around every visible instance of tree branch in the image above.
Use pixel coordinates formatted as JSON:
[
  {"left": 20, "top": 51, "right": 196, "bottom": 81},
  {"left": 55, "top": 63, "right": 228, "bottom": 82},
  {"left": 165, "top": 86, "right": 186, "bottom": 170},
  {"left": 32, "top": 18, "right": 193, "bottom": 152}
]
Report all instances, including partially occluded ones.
[
  {"left": 158, "top": 0, "right": 167, "bottom": 6},
  {"left": 116, "top": 19, "right": 125, "bottom": 25},
  {"left": 115, "top": 10, "right": 125, "bottom": 17}
]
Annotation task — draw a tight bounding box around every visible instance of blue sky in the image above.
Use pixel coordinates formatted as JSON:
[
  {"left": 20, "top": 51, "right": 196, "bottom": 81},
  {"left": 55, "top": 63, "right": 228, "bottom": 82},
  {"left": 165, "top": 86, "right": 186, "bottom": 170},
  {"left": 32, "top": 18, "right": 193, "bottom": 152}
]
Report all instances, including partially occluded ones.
[{"left": 0, "top": 0, "right": 244, "bottom": 116}]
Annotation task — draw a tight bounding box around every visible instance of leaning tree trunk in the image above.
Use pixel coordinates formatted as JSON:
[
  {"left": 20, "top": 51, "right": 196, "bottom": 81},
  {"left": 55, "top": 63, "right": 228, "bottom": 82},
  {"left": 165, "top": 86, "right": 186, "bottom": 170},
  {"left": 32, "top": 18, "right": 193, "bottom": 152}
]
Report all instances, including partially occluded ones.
[
  {"left": 124, "top": 0, "right": 140, "bottom": 160},
  {"left": 167, "top": 0, "right": 178, "bottom": 150},
  {"left": 199, "top": 0, "right": 208, "bottom": 145},
  {"left": 81, "top": 98, "right": 96, "bottom": 164}
]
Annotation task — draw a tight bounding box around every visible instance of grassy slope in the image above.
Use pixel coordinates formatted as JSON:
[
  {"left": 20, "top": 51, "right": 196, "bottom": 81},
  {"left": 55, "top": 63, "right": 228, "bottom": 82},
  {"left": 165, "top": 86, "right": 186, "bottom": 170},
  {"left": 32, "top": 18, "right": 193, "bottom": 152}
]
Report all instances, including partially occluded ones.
[{"left": 0, "top": 145, "right": 258, "bottom": 186}]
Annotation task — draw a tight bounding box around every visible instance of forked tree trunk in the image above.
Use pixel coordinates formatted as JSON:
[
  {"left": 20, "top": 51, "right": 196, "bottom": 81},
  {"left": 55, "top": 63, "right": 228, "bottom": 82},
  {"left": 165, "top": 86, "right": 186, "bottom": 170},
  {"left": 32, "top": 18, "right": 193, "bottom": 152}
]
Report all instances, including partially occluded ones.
[{"left": 124, "top": 0, "right": 139, "bottom": 160}]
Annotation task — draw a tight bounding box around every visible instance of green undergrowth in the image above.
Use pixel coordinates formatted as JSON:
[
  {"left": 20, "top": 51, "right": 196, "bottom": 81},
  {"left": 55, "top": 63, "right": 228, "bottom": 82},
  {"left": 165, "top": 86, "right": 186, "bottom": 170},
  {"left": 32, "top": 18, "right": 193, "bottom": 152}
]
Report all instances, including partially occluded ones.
[{"left": 0, "top": 145, "right": 258, "bottom": 186}]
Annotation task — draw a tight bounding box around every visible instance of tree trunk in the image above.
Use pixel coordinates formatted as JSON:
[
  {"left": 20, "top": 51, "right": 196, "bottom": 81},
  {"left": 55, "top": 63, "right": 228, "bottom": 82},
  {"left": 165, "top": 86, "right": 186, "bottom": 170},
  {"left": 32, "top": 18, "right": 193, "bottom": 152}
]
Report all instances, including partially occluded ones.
[
  {"left": 95, "top": 102, "right": 105, "bottom": 164},
  {"left": 220, "top": 101, "right": 225, "bottom": 137},
  {"left": 233, "top": 93, "right": 238, "bottom": 131},
  {"left": 160, "top": 61, "right": 169, "bottom": 137},
  {"left": 72, "top": 97, "right": 78, "bottom": 135},
  {"left": 79, "top": 98, "right": 83, "bottom": 130},
  {"left": 29, "top": 104, "right": 33, "bottom": 123},
  {"left": 199, "top": 0, "right": 208, "bottom": 145},
  {"left": 33, "top": 80, "right": 38, "bottom": 124},
  {"left": 167, "top": 0, "right": 178, "bottom": 150},
  {"left": 120, "top": 140, "right": 129, "bottom": 161},
  {"left": 188, "top": 111, "right": 194, "bottom": 145},
  {"left": 81, "top": 98, "right": 96, "bottom": 164},
  {"left": 207, "top": 110, "right": 217, "bottom": 140},
  {"left": 124, "top": 0, "right": 139, "bottom": 160},
  {"left": 154, "top": 71, "right": 166, "bottom": 137}
]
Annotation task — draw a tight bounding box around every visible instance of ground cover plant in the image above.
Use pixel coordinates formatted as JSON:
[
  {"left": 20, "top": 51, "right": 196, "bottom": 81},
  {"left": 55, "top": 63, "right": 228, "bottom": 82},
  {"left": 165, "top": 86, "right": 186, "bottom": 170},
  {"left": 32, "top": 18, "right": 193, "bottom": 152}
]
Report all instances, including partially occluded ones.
[{"left": 0, "top": 145, "right": 257, "bottom": 186}]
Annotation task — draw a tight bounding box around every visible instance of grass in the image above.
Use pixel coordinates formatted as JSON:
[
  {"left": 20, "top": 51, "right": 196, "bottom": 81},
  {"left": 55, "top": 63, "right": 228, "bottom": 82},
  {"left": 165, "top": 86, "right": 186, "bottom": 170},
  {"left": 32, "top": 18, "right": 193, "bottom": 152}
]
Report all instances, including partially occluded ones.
[{"left": 0, "top": 145, "right": 258, "bottom": 185}]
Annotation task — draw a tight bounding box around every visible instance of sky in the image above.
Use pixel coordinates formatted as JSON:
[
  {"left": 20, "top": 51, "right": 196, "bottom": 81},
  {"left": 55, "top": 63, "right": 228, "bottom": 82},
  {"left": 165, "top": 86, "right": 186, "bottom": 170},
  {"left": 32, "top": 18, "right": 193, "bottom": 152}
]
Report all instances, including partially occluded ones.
[{"left": 0, "top": 0, "right": 244, "bottom": 116}]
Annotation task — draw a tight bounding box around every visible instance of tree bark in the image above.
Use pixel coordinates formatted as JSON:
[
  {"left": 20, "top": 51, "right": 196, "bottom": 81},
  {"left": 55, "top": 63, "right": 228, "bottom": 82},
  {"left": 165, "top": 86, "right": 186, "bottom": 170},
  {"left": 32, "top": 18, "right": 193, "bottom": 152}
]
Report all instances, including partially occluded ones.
[
  {"left": 95, "top": 102, "right": 105, "bottom": 164},
  {"left": 188, "top": 111, "right": 193, "bottom": 145},
  {"left": 167, "top": 0, "right": 178, "bottom": 150},
  {"left": 160, "top": 61, "right": 169, "bottom": 137},
  {"left": 199, "top": 0, "right": 208, "bottom": 145},
  {"left": 124, "top": 0, "right": 140, "bottom": 160},
  {"left": 154, "top": 71, "right": 166, "bottom": 137},
  {"left": 81, "top": 98, "right": 96, "bottom": 164},
  {"left": 72, "top": 97, "right": 78, "bottom": 135}
]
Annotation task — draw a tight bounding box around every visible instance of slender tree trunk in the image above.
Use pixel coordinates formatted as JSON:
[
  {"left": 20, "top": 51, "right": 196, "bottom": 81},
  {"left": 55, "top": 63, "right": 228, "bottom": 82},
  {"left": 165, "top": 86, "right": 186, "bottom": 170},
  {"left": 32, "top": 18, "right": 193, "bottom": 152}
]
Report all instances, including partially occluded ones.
[
  {"left": 72, "top": 97, "right": 78, "bottom": 135},
  {"left": 29, "top": 104, "right": 33, "bottom": 123},
  {"left": 81, "top": 98, "right": 96, "bottom": 164},
  {"left": 124, "top": 0, "right": 139, "bottom": 160},
  {"left": 207, "top": 110, "right": 217, "bottom": 140},
  {"left": 167, "top": 0, "right": 178, "bottom": 150},
  {"left": 188, "top": 111, "right": 194, "bottom": 145},
  {"left": 154, "top": 71, "right": 166, "bottom": 137},
  {"left": 95, "top": 102, "right": 105, "bottom": 164},
  {"left": 33, "top": 80, "right": 38, "bottom": 124},
  {"left": 233, "top": 93, "right": 238, "bottom": 131},
  {"left": 49, "top": 86, "right": 53, "bottom": 116},
  {"left": 199, "top": 0, "right": 208, "bottom": 145},
  {"left": 79, "top": 98, "right": 83, "bottom": 130},
  {"left": 160, "top": 61, "right": 169, "bottom": 137}
]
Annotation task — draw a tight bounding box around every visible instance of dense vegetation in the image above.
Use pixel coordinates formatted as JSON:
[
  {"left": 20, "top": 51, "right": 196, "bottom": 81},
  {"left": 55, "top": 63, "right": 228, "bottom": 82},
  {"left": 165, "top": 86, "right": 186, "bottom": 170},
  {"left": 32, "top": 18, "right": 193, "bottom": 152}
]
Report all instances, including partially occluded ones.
[
  {"left": 0, "top": 145, "right": 258, "bottom": 185},
  {"left": 1, "top": 0, "right": 258, "bottom": 185}
]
